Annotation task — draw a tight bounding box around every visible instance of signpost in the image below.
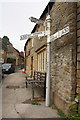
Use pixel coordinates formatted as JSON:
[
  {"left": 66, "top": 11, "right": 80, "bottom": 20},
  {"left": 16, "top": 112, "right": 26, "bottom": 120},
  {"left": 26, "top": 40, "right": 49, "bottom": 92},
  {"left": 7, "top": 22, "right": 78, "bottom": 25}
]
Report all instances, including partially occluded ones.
[
  {"left": 20, "top": 14, "right": 70, "bottom": 107},
  {"left": 29, "top": 17, "right": 45, "bottom": 25},
  {"left": 50, "top": 26, "right": 70, "bottom": 42},
  {"left": 20, "top": 26, "right": 69, "bottom": 41},
  {"left": 20, "top": 31, "right": 47, "bottom": 40}
]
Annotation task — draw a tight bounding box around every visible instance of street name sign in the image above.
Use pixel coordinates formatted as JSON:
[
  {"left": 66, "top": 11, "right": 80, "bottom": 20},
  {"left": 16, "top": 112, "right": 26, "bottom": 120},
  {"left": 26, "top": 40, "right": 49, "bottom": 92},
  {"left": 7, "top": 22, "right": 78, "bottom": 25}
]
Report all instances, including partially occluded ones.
[
  {"left": 50, "top": 26, "right": 70, "bottom": 41},
  {"left": 20, "top": 26, "right": 69, "bottom": 41},
  {"left": 29, "top": 17, "right": 45, "bottom": 25},
  {"left": 29, "top": 17, "right": 39, "bottom": 23},
  {"left": 20, "top": 31, "right": 47, "bottom": 40}
]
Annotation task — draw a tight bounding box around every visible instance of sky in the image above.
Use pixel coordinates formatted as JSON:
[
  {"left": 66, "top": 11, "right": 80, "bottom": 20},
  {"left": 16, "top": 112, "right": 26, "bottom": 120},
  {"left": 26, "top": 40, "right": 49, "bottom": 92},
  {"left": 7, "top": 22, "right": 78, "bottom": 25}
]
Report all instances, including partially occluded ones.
[{"left": 0, "top": 0, "right": 49, "bottom": 52}]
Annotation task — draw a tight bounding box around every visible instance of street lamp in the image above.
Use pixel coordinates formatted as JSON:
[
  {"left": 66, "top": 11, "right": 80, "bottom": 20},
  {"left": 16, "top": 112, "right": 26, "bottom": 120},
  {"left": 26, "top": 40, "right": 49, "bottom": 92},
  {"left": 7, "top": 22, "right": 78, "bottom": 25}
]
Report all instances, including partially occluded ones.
[{"left": 29, "top": 14, "right": 51, "bottom": 107}]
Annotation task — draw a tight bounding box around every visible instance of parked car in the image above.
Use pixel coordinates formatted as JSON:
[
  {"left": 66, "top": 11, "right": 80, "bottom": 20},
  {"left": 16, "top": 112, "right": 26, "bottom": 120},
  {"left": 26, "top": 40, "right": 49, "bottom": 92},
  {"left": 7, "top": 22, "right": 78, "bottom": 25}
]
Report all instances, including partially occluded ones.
[{"left": 2, "top": 63, "right": 15, "bottom": 74}]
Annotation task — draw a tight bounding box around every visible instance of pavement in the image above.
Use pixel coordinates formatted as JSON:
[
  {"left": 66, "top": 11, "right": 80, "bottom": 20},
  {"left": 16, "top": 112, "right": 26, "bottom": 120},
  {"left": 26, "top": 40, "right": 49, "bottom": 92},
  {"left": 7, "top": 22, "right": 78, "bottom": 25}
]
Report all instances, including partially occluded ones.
[
  {"left": 0, "top": 83, "right": 2, "bottom": 120},
  {"left": 2, "top": 70, "right": 60, "bottom": 118}
]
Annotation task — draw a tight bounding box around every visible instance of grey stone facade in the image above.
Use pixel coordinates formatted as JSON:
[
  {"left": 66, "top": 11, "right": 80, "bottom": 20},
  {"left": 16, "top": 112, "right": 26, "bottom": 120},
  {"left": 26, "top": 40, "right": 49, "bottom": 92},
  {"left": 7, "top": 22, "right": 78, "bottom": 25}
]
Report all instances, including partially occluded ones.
[
  {"left": 77, "top": 2, "right": 80, "bottom": 99},
  {"left": 50, "top": 2, "right": 77, "bottom": 113}
]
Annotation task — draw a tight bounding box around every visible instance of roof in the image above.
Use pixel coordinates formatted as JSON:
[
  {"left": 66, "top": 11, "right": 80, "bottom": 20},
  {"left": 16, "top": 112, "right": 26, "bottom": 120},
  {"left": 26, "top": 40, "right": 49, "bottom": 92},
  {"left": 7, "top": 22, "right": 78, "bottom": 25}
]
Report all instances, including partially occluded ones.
[
  {"left": 14, "top": 48, "right": 19, "bottom": 53},
  {"left": 24, "top": 2, "right": 54, "bottom": 51}
]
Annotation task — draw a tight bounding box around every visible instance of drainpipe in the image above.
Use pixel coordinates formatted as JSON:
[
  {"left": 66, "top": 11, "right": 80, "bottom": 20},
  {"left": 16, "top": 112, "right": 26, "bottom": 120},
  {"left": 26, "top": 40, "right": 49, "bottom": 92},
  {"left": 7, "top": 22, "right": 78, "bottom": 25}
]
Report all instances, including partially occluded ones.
[
  {"left": 46, "top": 14, "right": 51, "bottom": 106},
  {"left": 24, "top": 46, "right": 26, "bottom": 72}
]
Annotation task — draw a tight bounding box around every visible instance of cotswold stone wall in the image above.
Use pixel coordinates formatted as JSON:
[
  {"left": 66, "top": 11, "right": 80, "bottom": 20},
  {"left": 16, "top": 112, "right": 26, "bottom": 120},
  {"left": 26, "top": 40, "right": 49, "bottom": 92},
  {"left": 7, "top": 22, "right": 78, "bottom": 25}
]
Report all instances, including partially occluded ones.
[
  {"left": 33, "top": 25, "right": 47, "bottom": 52},
  {"left": 50, "top": 2, "right": 77, "bottom": 113},
  {"left": 77, "top": 2, "right": 80, "bottom": 97},
  {"left": 25, "top": 39, "right": 32, "bottom": 76}
]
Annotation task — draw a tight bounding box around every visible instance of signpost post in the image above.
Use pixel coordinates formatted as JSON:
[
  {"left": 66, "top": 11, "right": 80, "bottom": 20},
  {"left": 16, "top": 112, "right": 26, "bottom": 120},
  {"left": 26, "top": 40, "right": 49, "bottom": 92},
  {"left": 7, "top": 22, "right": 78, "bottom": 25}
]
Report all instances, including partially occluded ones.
[{"left": 20, "top": 15, "right": 70, "bottom": 107}]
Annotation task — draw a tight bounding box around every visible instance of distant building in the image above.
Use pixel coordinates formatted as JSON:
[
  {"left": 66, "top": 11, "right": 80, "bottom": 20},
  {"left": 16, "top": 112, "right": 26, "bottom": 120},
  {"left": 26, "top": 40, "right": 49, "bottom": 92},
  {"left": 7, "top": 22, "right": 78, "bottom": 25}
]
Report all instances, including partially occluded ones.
[
  {"left": 19, "top": 51, "right": 24, "bottom": 57},
  {"left": 7, "top": 44, "right": 24, "bottom": 66},
  {"left": 0, "top": 38, "right": 7, "bottom": 63},
  {"left": 7, "top": 44, "right": 20, "bottom": 66}
]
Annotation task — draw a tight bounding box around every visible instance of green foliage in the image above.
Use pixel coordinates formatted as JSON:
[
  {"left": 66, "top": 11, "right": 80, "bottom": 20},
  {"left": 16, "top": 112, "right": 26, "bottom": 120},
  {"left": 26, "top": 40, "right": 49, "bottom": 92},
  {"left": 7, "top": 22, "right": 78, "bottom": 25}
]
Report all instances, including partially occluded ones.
[
  {"left": 52, "top": 104, "right": 68, "bottom": 119},
  {"left": 51, "top": 104, "right": 80, "bottom": 120},
  {"left": 7, "top": 58, "right": 16, "bottom": 63},
  {"left": 67, "top": 103, "right": 80, "bottom": 120},
  {"left": 2, "top": 36, "right": 10, "bottom": 45},
  {"left": 31, "top": 101, "right": 41, "bottom": 105}
]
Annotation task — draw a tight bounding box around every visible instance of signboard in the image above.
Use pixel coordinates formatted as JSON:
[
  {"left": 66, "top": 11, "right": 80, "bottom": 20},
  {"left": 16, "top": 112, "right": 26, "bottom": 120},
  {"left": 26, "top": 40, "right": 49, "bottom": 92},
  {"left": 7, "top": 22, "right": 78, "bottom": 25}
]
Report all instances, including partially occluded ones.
[
  {"left": 20, "top": 26, "right": 69, "bottom": 41},
  {"left": 29, "top": 17, "right": 39, "bottom": 23},
  {"left": 20, "top": 34, "right": 30, "bottom": 40},
  {"left": 50, "top": 26, "right": 70, "bottom": 41},
  {"left": 20, "top": 31, "right": 47, "bottom": 40},
  {"left": 29, "top": 17, "right": 44, "bottom": 24}
]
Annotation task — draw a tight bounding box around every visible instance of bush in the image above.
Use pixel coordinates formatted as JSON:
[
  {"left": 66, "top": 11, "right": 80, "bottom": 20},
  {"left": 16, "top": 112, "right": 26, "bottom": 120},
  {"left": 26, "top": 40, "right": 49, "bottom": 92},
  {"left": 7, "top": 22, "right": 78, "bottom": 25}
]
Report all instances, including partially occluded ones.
[{"left": 7, "top": 58, "right": 16, "bottom": 63}]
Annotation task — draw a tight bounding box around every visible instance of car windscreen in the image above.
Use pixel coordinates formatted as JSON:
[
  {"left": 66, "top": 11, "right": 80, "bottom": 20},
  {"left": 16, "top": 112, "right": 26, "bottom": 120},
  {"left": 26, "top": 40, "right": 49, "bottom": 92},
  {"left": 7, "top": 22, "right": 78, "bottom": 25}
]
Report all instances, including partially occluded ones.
[{"left": 2, "top": 64, "right": 11, "bottom": 69}]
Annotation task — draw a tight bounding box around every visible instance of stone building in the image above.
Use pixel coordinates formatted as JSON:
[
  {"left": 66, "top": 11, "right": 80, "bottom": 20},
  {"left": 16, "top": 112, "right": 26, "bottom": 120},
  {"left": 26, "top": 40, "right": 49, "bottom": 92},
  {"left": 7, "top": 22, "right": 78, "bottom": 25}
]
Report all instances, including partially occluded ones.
[
  {"left": 0, "top": 38, "right": 7, "bottom": 63},
  {"left": 24, "top": 1, "right": 80, "bottom": 113},
  {"left": 7, "top": 44, "right": 20, "bottom": 66},
  {"left": 76, "top": 1, "right": 80, "bottom": 111},
  {"left": 50, "top": 2, "right": 76, "bottom": 113},
  {"left": 50, "top": 2, "right": 80, "bottom": 113}
]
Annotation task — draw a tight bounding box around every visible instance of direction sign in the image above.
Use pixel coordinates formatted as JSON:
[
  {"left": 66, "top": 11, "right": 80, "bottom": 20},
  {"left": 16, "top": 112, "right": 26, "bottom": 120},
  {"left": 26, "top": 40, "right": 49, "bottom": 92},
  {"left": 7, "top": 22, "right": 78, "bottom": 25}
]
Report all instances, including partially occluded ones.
[
  {"left": 20, "top": 34, "right": 30, "bottom": 40},
  {"left": 20, "top": 31, "right": 47, "bottom": 40},
  {"left": 29, "top": 17, "right": 39, "bottom": 23},
  {"left": 50, "top": 26, "right": 70, "bottom": 41},
  {"left": 20, "top": 26, "right": 70, "bottom": 41},
  {"left": 29, "top": 17, "right": 45, "bottom": 25}
]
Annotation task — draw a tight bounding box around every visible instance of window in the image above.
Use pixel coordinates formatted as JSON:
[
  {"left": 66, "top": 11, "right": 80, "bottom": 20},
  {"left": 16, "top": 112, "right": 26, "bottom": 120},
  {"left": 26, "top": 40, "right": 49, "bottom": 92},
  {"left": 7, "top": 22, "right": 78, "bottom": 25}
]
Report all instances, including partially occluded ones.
[
  {"left": 7, "top": 53, "right": 13, "bottom": 57},
  {"left": 37, "top": 49, "right": 46, "bottom": 72},
  {"left": 32, "top": 38, "right": 34, "bottom": 47}
]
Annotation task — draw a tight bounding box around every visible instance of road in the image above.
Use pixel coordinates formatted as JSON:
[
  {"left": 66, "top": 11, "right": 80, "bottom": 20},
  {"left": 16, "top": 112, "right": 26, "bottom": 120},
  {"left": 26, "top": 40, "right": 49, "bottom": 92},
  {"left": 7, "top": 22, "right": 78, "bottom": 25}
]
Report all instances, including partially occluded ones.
[{"left": 2, "top": 70, "right": 59, "bottom": 119}]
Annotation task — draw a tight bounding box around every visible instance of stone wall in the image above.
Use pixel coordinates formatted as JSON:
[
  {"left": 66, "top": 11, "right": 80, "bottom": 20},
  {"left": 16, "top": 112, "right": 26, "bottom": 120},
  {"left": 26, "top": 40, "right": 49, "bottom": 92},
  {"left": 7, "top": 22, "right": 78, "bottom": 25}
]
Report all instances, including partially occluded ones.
[
  {"left": 77, "top": 2, "right": 80, "bottom": 97},
  {"left": 25, "top": 37, "right": 47, "bottom": 76},
  {"left": 50, "top": 2, "right": 77, "bottom": 113},
  {"left": 7, "top": 44, "right": 20, "bottom": 66},
  {"left": 25, "top": 39, "right": 32, "bottom": 75}
]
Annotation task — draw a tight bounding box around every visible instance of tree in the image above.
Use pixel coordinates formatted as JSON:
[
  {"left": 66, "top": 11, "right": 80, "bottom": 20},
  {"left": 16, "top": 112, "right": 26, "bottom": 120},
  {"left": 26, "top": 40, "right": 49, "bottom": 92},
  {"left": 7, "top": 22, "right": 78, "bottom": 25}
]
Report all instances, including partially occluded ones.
[
  {"left": 2, "top": 36, "right": 10, "bottom": 46},
  {"left": 7, "top": 58, "right": 16, "bottom": 63}
]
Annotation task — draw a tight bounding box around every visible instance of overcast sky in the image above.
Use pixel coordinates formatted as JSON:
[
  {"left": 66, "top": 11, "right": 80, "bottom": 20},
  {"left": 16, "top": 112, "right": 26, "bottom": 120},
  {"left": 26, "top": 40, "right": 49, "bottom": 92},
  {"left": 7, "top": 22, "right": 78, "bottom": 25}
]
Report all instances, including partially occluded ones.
[{"left": 0, "top": 0, "right": 49, "bottom": 52}]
